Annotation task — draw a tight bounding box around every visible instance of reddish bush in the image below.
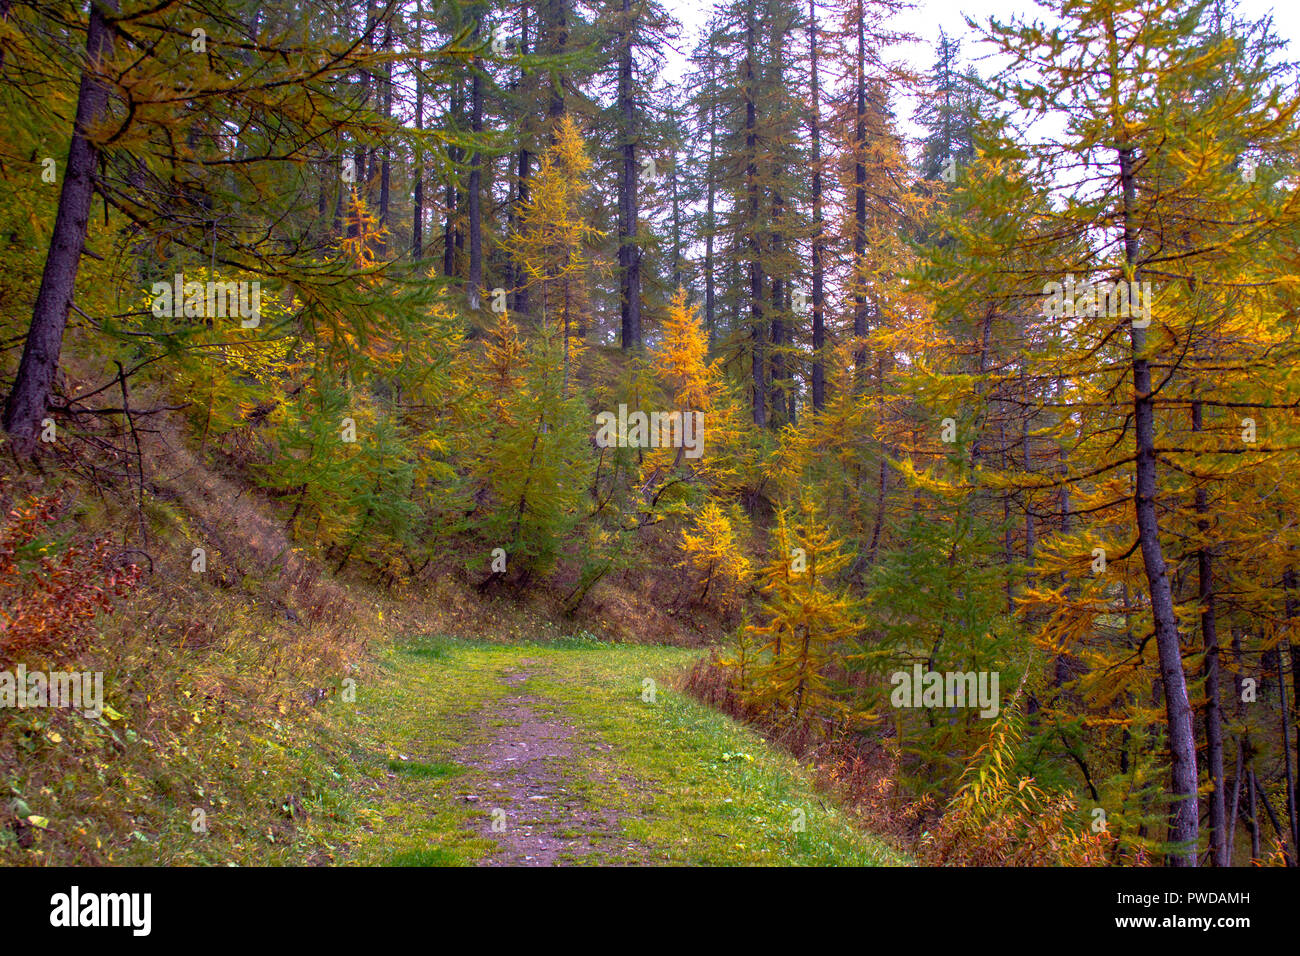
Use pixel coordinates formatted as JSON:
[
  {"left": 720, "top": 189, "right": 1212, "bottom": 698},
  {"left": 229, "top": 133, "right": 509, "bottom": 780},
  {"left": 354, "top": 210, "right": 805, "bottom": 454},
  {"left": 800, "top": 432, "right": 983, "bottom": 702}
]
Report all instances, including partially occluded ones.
[{"left": 0, "top": 494, "right": 141, "bottom": 661}]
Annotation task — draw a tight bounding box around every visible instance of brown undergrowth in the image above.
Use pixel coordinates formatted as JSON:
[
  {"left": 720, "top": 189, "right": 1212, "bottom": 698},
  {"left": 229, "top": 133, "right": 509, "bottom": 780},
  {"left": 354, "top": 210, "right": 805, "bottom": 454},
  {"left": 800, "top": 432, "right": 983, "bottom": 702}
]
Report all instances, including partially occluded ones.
[{"left": 683, "top": 650, "right": 1114, "bottom": 866}]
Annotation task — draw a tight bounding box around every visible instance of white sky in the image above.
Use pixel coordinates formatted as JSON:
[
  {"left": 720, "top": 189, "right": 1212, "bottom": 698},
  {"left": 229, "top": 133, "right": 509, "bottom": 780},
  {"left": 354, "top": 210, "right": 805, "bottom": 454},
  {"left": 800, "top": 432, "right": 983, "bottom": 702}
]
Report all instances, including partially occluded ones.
[{"left": 658, "top": 0, "right": 1300, "bottom": 142}]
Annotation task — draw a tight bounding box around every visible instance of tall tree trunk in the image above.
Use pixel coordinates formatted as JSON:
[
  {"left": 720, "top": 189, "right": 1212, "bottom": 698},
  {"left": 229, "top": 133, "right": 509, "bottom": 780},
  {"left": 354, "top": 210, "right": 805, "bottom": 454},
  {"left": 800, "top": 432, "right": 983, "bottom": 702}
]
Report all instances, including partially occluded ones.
[
  {"left": 412, "top": 0, "right": 424, "bottom": 259},
  {"left": 670, "top": 132, "right": 682, "bottom": 291},
  {"left": 809, "top": 0, "right": 825, "bottom": 411},
  {"left": 850, "top": 2, "right": 868, "bottom": 389},
  {"left": 1119, "top": 143, "right": 1198, "bottom": 864},
  {"left": 467, "top": 15, "right": 484, "bottom": 310},
  {"left": 378, "top": 18, "right": 392, "bottom": 247},
  {"left": 704, "top": 46, "right": 717, "bottom": 344},
  {"left": 1248, "top": 768, "right": 1261, "bottom": 863},
  {"left": 1233, "top": 627, "right": 1256, "bottom": 864},
  {"left": 3, "top": 0, "right": 116, "bottom": 455},
  {"left": 617, "top": 0, "right": 641, "bottom": 350},
  {"left": 999, "top": 419, "right": 1014, "bottom": 611},
  {"left": 1276, "top": 646, "right": 1299, "bottom": 859},
  {"left": 334, "top": 142, "right": 346, "bottom": 235},
  {"left": 349, "top": 2, "right": 377, "bottom": 239},
  {"left": 545, "top": 0, "right": 568, "bottom": 127},
  {"left": 1227, "top": 747, "right": 1243, "bottom": 863},
  {"left": 1021, "top": 364, "right": 1035, "bottom": 571},
  {"left": 744, "top": 0, "right": 764, "bottom": 427},
  {"left": 770, "top": 190, "right": 784, "bottom": 426},
  {"left": 1192, "top": 400, "right": 1227, "bottom": 865},
  {"left": 1284, "top": 568, "right": 1300, "bottom": 853},
  {"left": 513, "top": 2, "right": 532, "bottom": 317},
  {"left": 444, "top": 78, "right": 461, "bottom": 278},
  {"left": 332, "top": 2, "right": 346, "bottom": 240}
]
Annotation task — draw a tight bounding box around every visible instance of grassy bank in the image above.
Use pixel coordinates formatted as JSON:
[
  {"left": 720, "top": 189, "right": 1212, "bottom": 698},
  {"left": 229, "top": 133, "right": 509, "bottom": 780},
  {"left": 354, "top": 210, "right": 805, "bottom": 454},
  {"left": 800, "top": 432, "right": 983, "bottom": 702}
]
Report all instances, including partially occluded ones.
[{"left": 321, "top": 634, "right": 907, "bottom": 866}]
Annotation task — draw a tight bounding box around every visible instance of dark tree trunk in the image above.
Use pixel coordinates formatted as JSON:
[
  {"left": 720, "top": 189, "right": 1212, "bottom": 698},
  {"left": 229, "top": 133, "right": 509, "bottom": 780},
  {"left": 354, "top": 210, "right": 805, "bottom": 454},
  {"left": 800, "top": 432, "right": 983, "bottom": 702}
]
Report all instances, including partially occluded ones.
[
  {"left": 1022, "top": 364, "right": 1035, "bottom": 569},
  {"left": 809, "top": 0, "right": 825, "bottom": 411},
  {"left": 444, "top": 78, "right": 461, "bottom": 278},
  {"left": 1286, "top": 568, "right": 1300, "bottom": 852},
  {"left": 378, "top": 19, "right": 392, "bottom": 247},
  {"left": 1120, "top": 144, "right": 1198, "bottom": 864},
  {"left": 513, "top": 2, "right": 532, "bottom": 317},
  {"left": 617, "top": 0, "right": 641, "bottom": 350},
  {"left": 545, "top": 0, "right": 568, "bottom": 126},
  {"left": 1193, "top": 400, "right": 1227, "bottom": 865},
  {"left": 349, "top": 2, "right": 377, "bottom": 239},
  {"left": 333, "top": 2, "right": 346, "bottom": 242},
  {"left": 770, "top": 189, "right": 784, "bottom": 427},
  {"left": 850, "top": 3, "right": 868, "bottom": 388},
  {"left": 3, "top": 0, "right": 116, "bottom": 455},
  {"left": 467, "top": 17, "right": 484, "bottom": 310},
  {"left": 334, "top": 144, "right": 346, "bottom": 235},
  {"left": 1248, "top": 769, "right": 1261, "bottom": 863},
  {"left": 1232, "top": 627, "right": 1257, "bottom": 864},
  {"left": 703, "top": 46, "right": 717, "bottom": 343},
  {"left": 412, "top": 5, "right": 424, "bottom": 260},
  {"left": 744, "top": 1, "right": 764, "bottom": 427},
  {"left": 671, "top": 135, "right": 682, "bottom": 291},
  {"left": 1275, "top": 642, "right": 1299, "bottom": 857}
]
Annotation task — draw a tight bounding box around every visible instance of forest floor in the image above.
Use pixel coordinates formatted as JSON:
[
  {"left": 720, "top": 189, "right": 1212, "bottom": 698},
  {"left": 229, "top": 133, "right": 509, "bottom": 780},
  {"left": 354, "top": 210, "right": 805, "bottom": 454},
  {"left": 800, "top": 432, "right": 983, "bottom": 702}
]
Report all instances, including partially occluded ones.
[{"left": 321, "top": 634, "right": 905, "bottom": 866}]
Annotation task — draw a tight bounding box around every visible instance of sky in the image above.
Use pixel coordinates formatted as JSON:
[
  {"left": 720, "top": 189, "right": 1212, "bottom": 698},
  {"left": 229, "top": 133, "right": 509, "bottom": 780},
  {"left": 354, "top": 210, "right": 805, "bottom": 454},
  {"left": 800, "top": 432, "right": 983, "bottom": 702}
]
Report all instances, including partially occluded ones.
[{"left": 657, "top": 0, "right": 1300, "bottom": 144}]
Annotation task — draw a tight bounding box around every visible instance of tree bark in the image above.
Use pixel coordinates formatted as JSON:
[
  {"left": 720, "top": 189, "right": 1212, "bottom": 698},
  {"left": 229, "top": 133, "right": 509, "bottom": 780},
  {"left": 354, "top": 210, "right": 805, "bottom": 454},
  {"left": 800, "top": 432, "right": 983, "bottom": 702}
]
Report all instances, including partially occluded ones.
[
  {"left": 412, "top": 1, "right": 424, "bottom": 259},
  {"left": 850, "top": 1, "right": 868, "bottom": 389},
  {"left": 770, "top": 189, "right": 785, "bottom": 425},
  {"left": 703, "top": 43, "right": 717, "bottom": 344},
  {"left": 1120, "top": 143, "right": 1198, "bottom": 864},
  {"left": 1248, "top": 768, "right": 1260, "bottom": 863},
  {"left": 1273, "top": 614, "right": 1299, "bottom": 857},
  {"left": 1193, "top": 400, "right": 1227, "bottom": 865},
  {"left": 348, "top": 2, "right": 377, "bottom": 239},
  {"left": 1283, "top": 568, "right": 1300, "bottom": 853},
  {"left": 513, "top": 1, "right": 532, "bottom": 317},
  {"left": 467, "top": 16, "right": 484, "bottom": 310},
  {"left": 744, "top": 0, "right": 764, "bottom": 427},
  {"left": 3, "top": 0, "right": 116, "bottom": 455},
  {"left": 444, "top": 78, "right": 461, "bottom": 278},
  {"left": 545, "top": 0, "right": 568, "bottom": 127},
  {"left": 617, "top": 0, "right": 641, "bottom": 350},
  {"left": 378, "top": 18, "right": 392, "bottom": 246},
  {"left": 809, "top": 0, "right": 825, "bottom": 411},
  {"left": 1233, "top": 626, "right": 1256, "bottom": 864}
]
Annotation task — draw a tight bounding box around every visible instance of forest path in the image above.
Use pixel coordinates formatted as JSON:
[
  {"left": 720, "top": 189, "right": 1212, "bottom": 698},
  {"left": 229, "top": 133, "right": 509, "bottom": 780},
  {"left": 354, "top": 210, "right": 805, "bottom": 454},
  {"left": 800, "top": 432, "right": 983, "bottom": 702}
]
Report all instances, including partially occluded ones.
[
  {"left": 330, "top": 636, "right": 905, "bottom": 867},
  {"left": 463, "top": 662, "right": 645, "bottom": 865}
]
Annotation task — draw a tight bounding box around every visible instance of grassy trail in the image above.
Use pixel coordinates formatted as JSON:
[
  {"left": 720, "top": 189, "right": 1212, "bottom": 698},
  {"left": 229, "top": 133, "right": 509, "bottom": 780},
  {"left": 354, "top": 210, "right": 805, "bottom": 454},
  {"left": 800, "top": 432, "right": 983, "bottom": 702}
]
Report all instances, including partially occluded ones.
[{"left": 325, "top": 635, "right": 905, "bottom": 866}]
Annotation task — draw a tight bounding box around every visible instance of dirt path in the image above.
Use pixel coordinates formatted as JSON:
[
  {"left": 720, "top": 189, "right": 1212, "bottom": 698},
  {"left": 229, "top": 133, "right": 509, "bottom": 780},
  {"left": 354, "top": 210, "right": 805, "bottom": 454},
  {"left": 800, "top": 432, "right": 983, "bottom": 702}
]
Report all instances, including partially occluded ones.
[
  {"left": 462, "top": 665, "right": 643, "bottom": 866},
  {"left": 336, "top": 640, "right": 904, "bottom": 866}
]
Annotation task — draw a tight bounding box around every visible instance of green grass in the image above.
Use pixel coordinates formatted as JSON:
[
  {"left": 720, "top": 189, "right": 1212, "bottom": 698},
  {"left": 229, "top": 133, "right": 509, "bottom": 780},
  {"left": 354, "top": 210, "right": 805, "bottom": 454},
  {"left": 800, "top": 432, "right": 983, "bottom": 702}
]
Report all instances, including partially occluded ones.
[
  {"left": 385, "top": 847, "right": 460, "bottom": 866},
  {"left": 401, "top": 634, "right": 455, "bottom": 659},
  {"left": 320, "top": 635, "right": 907, "bottom": 867},
  {"left": 386, "top": 760, "right": 464, "bottom": 779},
  {"left": 7, "top": 625, "right": 905, "bottom": 866}
]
